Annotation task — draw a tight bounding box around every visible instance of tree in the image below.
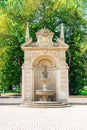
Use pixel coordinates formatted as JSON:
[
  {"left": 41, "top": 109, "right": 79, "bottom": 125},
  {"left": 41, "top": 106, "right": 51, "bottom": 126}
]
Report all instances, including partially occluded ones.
[
  {"left": 0, "top": 0, "right": 87, "bottom": 94},
  {"left": 32, "top": 0, "right": 87, "bottom": 94}
]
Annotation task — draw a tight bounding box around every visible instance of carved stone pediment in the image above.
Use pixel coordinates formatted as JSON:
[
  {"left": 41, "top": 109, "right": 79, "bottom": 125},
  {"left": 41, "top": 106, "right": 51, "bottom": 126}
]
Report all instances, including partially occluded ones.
[
  {"left": 36, "top": 28, "right": 54, "bottom": 37},
  {"left": 21, "top": 28, "right": 69, "bottom": 49},
  {"left": 36, "top": 28, "right": 54, "bottom": 47}
]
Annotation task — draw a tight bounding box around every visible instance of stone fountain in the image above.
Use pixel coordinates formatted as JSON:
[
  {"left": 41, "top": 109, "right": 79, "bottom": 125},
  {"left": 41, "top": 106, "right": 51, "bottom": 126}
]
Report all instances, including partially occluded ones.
[{"left": 35, "top": 64, "right": 55, "bottom": 101}]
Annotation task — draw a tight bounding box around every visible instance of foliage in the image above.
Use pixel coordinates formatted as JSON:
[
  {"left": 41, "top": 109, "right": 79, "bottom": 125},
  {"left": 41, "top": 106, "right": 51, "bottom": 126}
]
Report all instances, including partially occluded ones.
[
  {"left": 68, "top": 43, "right": 87, "bottom": 95},
  {"left": 79, "top": 90, "right": 87, "bottom": 95},
  {"left": 0, "top": 0, "right": 87, "bottom": 94},
  {"left": 1, "top": 89, "right": 21, "bottom": 96},
  {"left": 79, "top": 86, "right": 87, "bottom": 95}
]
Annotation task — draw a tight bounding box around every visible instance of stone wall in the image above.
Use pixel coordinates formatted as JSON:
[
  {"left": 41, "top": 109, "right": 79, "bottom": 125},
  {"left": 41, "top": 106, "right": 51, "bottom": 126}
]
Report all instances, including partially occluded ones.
[
  {"left": 0, "top": 96, "right": 87, "bottom": 104},
  {"left": 0, "top": 96, "right": 22, "bottom": 104}
]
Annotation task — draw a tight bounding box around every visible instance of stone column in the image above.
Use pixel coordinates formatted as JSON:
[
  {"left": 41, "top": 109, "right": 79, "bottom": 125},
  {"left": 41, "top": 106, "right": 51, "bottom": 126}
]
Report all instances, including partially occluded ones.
[
  {"left": 56, "top": 69, "right": 61, "bottom": 102},
  {"left": 59, "top": 67, "right": 69, "bottom": 103},
  {"left": 66, "top": 68, "right": 69, "bottom": 102},
  {"left": 29, "top": 67, "right": 34, "bottom": 102},
  {"left": 22, "top": 66, "right": 31, "bottom": 103},
  {"left": 21, "top": 65, "right": 25, "bottom": 102}
]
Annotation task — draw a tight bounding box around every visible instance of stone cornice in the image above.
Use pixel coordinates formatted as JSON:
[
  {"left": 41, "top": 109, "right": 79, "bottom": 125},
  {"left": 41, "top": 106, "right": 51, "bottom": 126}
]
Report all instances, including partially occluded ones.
[{"left": 21, "top": 47, "right": 69, "bottom": 51}]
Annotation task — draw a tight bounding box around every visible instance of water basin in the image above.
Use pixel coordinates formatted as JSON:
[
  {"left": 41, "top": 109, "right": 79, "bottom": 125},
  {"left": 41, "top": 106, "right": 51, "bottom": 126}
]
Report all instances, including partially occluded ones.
[{"left": 35, "top": 89, "right": 55, "bottom": 101}]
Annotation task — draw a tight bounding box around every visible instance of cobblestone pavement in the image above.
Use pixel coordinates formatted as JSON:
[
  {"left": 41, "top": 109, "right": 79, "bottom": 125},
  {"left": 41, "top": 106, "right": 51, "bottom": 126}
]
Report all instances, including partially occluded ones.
[{"left": 0, "top": 105, "right": 87, "bottom": 130}]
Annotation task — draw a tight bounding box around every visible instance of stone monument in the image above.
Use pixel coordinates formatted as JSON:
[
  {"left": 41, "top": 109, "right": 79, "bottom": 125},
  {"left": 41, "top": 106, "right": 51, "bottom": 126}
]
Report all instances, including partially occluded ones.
[{"left": 21, "top": 23, "right": 69, "bottom": 106}]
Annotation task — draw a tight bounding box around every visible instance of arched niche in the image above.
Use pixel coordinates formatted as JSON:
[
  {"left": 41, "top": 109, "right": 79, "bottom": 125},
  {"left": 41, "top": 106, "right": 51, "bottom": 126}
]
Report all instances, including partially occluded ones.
[{"left": 32, "top": 54, "right": 57, "bottom": 101}]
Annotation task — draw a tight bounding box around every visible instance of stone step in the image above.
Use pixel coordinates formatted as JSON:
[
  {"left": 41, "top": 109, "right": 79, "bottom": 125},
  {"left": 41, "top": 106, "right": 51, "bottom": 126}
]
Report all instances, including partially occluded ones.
[{"left": 21, "top": 102, "right": 70, "bottom": 108}]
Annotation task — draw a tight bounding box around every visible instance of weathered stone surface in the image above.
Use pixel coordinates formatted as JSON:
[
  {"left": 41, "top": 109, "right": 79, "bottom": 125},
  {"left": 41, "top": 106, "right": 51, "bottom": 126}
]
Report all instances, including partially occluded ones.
[{"left": 21, "top": 28, "right": 69, "bottom": 105}]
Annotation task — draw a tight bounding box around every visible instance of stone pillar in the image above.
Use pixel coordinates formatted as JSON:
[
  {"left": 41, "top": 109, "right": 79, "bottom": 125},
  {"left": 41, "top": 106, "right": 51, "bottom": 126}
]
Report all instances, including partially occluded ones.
[
  {"left": 21, "top": 65, "right": 25, "bottom": 102},
  {"left": 29, "top": 67, "right": 34, "bottom": 102},
  {"left": 66, "top": 68, "right": 69, "bottom": 102},
  {"left": 56, "top": 69, "right": 61, "bottom": 102},
  {"left": 59, "top": 67, "right": 69, "bottom": 103},
  {"left": 22, "top": 66, "right": 31, "bottom": 103}
]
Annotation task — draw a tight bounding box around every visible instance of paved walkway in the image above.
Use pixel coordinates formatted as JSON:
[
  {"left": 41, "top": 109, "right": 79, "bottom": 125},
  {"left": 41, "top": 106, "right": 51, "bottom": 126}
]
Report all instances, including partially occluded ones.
[{"left": 0, "top": 105, "right": 87, "bottom": 130}]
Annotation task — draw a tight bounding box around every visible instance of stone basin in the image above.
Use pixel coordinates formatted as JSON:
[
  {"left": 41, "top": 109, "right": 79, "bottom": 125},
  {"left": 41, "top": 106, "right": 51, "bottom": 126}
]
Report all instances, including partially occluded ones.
[
  {"left": 35, "top": 90, "right": 55, "bottom": 101},
  {"left": 36, "top": 90, "right": 55, "bottom": 96}
]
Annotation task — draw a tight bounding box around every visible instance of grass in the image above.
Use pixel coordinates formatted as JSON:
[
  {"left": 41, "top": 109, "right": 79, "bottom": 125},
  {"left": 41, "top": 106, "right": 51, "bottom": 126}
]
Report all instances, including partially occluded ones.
[
  {"left": 79, "top": 90, "right": 87, "bottom": 95},
  {"left": 0, "top": 89, "right": 21, "bottom": 96}
]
